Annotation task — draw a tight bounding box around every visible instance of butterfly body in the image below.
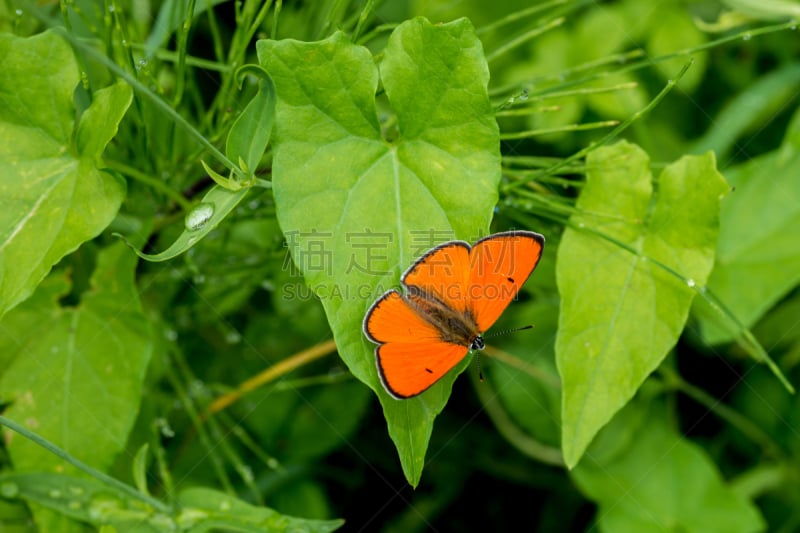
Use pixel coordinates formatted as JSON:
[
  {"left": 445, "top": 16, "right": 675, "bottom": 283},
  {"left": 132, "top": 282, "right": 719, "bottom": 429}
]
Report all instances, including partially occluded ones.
[{"left": 363, "top": 230, "right": 544, "bottom": 399}]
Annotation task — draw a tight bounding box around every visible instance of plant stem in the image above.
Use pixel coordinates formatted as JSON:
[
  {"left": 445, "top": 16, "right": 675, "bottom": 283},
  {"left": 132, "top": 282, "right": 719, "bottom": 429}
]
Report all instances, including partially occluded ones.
[
  {"left": 0, "top": 415, "right": 171, "bottom": 513},
  {"left": 106, "top": 160, "right": 192, "bottom": 210},
  {"left": 659, "top": 367, "right": 785, "bottom": 459},
  {"left": 469, "top": 371, "right": 564, "bottom": 466},
  {"left": 207, "top": 339, "right": 337, "bottom": 415}
]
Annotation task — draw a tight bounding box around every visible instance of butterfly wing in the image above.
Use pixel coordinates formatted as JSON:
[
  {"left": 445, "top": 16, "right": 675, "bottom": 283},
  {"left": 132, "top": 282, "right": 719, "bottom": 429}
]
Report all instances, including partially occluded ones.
[
  {"left": 468, "top": 231, "right": 545, "bottom": 332},
  {"left": 377, "top": 342, "right": 470, "bottom": 399},
  {"left": 401, "top": 241, "right": 471, "bottom": 313},
  {"left": 363, "top": 289, "right": 469, "bottom": 399}
]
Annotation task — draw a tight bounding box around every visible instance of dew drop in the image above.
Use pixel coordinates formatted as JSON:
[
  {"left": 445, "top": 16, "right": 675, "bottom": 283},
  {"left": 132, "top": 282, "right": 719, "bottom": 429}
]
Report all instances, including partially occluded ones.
[
  {"left": 0, "top": 482, "right": 19, "bottom": 498},
  {"left": 193, "top": 274, "right": 206, "bottom": 284},
  {"left": 185, "top": 203, "right": 215, "bottom": 232},
  {"left": 178, "top": 509, "right": 209, "bottom": 529},
  {"left": 219, "top": 499, "right": 232, "bottom": 511},
  {"left": 149, "top": 514, "right": 175, "bottom": 531},
  {"left": 742, "top": 33, "right": 751, "bottom": 41},
  {"left": 15, "top": 9, "right": 23, "bottom": 16},
  {"left": 69, "top": 486, "right": 84, "bottom": 496},
  {"left": 686, "top": 278, "right": 696, "bottom": 288},
  {"left": 266, "top": 457, "right": 280, "bottom": 469},
  {"left": 164, "top": 329, "right": 178, "bottom": 341},
  {"left": 238, "top": 465, "right": 254, "bottom": 483},
  {"left": 88, "top": 495, "right": 123, "bottom": 521},
  {"left": 48, "top": 489, "right": 62, "bottom": 499},
  {"left": 108, "top": 5, "right": 115, "bottom": 12},
  {"left": 68, "top": 500, "right": 82, "bottom": 510},
  {"left": 225, "top": 330, "right": 242, "bottom": 344},
  {"left": 156, "top": 418, "right": 175, "bottom": 438}
]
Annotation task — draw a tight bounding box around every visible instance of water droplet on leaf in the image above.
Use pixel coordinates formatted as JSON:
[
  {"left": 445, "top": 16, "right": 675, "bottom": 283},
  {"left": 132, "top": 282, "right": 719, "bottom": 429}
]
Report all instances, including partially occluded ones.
[
  {"left": 48, "top": 489, "right": 62, "bottom": 498},
  {"left": 156, "top": 418, "right": 175, "bottom": 438},
  {"left": 686, "top": 278, "right": 696, "bottom": 288},
  {"left": 185, "top": 203, "right": 215, "bottom": 232},
  {"left": 225, "top": 330, "right": 242, "bottom": 344}
]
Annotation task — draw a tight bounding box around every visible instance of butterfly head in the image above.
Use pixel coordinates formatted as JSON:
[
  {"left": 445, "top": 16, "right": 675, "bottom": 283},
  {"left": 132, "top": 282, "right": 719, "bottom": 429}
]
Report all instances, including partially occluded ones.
[{"left": 470, "top": 335, "right": 485, "bottom": 351}]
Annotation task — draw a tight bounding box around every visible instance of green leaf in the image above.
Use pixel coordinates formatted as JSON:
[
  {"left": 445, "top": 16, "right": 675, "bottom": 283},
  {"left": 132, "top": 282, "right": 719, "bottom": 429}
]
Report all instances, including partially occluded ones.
[
  {"left": 226, "top": 66, "right": 276, "bottom": 175},
  {"left": 257, "top": 17, "right": 500, "bottom": 486},
  {"left": 132, "top": 444, "right": 150, "bottom": 497},
  {"left": 0, "top": 243, "right": 153, "bottom": 476},
  {"left": 721, "top": 0, "right": 800, "bottom": 19},
  {"left": 645, "top": 5, "right": 707, "bottom": 91},
  {"left": 177, "top": 487, "right": 343, "bottom": 533},
  {"left": 116, "top": 185, "right": 250, "bottom": 262},
  {"left": 694, "top": 107, "right": 800, "bottom": 344},
  {"left": 556, "top": 141, "right": 728, "bottom": 468},
  {"left": 76, "top": 81, "right": 134, "bottom": 159},
  {"left": 690, "top": 64, "right": 800, "bottom": 161},
  {"left": 0, "top": 472, "right": 161, "bottom": 533},
  {"left": 0, "top": 30, "right": 128, "bottom": 318},
  {"left": 572, "top": 398, "right": 765, "bottom": 533}
]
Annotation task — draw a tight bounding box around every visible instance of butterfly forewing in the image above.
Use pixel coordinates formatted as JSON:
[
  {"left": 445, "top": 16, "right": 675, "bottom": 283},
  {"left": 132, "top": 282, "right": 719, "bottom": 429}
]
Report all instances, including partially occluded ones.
[
  {"left": 363, "top": 290, "right": 442, "bottom": 344},
  {"left": 468, "top": 231, "right": 544, "bottom": 332},
  {"left": 402, "top": 242, "right": 471, "bottom": 314}
]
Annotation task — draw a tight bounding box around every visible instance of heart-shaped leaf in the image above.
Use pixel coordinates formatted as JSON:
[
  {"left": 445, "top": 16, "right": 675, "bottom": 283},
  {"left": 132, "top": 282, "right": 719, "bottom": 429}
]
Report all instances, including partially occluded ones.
[
  {"left": 257, "top": 17, "right": 500, "bottom": 486},
  {"left": 556, "top": 141, "right": 728, "bottom": 468},
  {"left": 694, "top": 107, "right": 800, "bottom": 344},
  {"left": 0, "top": 31, "right": 129, "bottom": 318},
  {"left": 0, "top": 243, "right": 153, "bottom": 476}
]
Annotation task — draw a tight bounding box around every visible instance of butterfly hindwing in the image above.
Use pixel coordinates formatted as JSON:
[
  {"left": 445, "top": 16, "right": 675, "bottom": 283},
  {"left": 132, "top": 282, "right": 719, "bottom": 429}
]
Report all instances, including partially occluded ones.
[
  {"left": 377, "top": 341, "right": 470, "bottom": 399},
  {"left": 364, "top": 290, "right": 470, "bottom": 398},
  {"left": 467, "top": 231, "right": 544, "bottom": 332}
]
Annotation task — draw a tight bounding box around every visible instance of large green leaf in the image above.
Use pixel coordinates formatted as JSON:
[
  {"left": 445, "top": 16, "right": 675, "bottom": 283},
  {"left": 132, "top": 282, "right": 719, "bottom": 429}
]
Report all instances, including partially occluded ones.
[
  {"left": 572, "top": 397, "right": 765, "bottom": 533},
  {"left": 178, "top": 487, "right": 343, "bottom": 533},
  {"left": 257, "top": 17, "right": 500, "bottom": 486},
  {"left": 0, "top": 472, "right": 344, "bottom": 533},
  {"left": 0, "top": 243, "right": 153, "bottom": 475},
  {"left": 0, "top": 30, "right": 130, "bottom": 318},
  {"left": 556, "top": 141, "right": 728, "bottom": 468},
  {"left": 694, "top": 107, "right": 800, "bottom": 344}
]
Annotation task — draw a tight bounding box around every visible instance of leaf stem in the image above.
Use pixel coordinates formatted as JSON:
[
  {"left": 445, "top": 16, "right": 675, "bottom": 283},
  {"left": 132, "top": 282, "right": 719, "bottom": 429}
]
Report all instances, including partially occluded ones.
[
  {"left": 499, "top": 120, "right": 619, "bottom": 139},
  {"left": 486, "top": 17, "right": 565, "bottom": 63},
  {"left": 0, "top": 415, "right": 171, "bottom": 513},
  {"left": 658, "top": 367, "right": 785, "bottom": 458},
  {"left": 106, "top": 160, "right": 192, "bottom": 210},
  {"left": 503, "top": 60, "right": 691, "bottom": 191},
  {"left": 469, "top": 371, "right": 564, "bottom": 466},
  {"left": 206, "top": 339, "right": 337, "bottom": 415}
]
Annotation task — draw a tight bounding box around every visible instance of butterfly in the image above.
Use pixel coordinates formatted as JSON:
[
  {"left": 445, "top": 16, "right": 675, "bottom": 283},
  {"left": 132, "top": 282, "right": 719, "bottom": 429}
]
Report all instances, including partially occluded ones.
[{"left": 362, "top": 230, "right": 545, "bottom": 399}]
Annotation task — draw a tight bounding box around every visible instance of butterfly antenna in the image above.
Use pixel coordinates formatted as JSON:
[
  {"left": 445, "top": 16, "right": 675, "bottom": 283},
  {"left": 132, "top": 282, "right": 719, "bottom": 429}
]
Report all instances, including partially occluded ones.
[{"left": 483, "top": 324, "right": 534, "bottom": 339}]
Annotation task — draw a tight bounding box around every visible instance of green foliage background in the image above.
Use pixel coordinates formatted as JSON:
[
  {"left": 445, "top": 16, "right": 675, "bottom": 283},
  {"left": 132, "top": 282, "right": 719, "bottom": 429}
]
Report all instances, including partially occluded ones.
[{"left": 1, "top": 0, "right": 800, "bottom": 531}]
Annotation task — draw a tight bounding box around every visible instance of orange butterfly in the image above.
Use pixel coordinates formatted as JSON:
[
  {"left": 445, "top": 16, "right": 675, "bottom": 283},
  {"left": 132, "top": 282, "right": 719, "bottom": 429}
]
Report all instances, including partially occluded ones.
[{"left": 363, "top": 230, "right": 545, "bottom": 399}]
